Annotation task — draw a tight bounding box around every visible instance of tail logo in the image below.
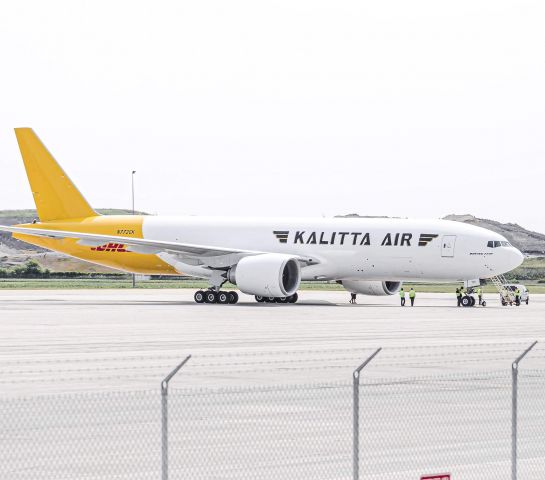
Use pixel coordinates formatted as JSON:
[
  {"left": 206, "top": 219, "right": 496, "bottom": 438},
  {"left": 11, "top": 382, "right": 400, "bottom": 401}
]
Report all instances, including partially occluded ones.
[{"left": 91, "top": 243, "right": 127, "bottom": 253}]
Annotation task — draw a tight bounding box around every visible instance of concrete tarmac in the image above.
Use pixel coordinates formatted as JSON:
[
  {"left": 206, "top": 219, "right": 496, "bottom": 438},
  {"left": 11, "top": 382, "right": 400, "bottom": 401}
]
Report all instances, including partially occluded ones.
[
  {"left": 1, "top": 289, "right": 545, "bottom": 479},
  {"left": 1, "top": 289, "right": 544, "bottom": 395}
]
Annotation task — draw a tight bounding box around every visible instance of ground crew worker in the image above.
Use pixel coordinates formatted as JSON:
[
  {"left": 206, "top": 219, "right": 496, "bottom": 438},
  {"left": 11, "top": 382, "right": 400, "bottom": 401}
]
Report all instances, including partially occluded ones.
[
  {"left": 409, "top": 288, "right": 416, "bottom": 306},
  {"left": 350, "top": 292, "right": 357, "bottom": 304},
  {"left": 399, "top": 288, "right": 406, "bottom": 306},
  {"left": 515, "top": 287, "right": 521, "bottom": 306},
  {"left": 456, "top": 288, "right": 462, "bottom": 307},
  {"left": 476, "top": 286, "right": 483, "bottom": 305}
]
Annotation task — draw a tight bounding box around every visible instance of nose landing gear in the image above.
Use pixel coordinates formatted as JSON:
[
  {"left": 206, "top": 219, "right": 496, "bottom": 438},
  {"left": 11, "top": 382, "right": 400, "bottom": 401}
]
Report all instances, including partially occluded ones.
[
  {"left": 461, "top": 295, "right": 483, "bottom": 307},
  {"left": 461, "top": 295, "right": 475, "bottom": 307}
]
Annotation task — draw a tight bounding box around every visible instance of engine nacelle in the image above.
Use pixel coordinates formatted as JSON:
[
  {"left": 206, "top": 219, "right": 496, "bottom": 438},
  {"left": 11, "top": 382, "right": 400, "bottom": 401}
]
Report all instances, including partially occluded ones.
[
  {"left": 228, "top": 254, "right": 301, "bottom": 297},
  {"left": 341, "top": 280, "right": 402, "bottom": 296}
]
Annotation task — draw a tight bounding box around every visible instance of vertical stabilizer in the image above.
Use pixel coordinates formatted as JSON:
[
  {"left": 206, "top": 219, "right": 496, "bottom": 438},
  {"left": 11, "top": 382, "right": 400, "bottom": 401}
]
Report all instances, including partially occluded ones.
[{"left": 15, "top": 128, "right": 98, "bottom": 221}]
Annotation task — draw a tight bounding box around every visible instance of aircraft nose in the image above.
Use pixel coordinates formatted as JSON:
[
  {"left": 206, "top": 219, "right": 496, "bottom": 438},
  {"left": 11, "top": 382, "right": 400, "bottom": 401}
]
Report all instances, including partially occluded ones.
[
  {"left": 490, "top": 246, "right": 524, "bottom": 276},
  {"left": 506, "top": 247, "right": 524, "bottom": 272}
]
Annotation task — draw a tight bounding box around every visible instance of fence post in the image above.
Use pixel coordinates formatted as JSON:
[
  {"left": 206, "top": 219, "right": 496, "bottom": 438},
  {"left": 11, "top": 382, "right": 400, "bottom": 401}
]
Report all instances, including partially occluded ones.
[
  {"left": 353, "top": 348, "right": 381, "bottom": 480},
  {"left": 511, "top": 341, "right": 537, "bottom": 480},
  {"left": 162, "top": 355, "right": 191, "bottom": 480}
]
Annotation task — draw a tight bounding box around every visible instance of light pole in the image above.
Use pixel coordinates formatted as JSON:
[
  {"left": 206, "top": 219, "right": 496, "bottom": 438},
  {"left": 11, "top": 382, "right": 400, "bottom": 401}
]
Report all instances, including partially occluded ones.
[
  {"left": 131, "top": 170, "right": 136, "bottom": 288},
  {"left": 132, "top": 170, "right": 136, "bottom": 215}
]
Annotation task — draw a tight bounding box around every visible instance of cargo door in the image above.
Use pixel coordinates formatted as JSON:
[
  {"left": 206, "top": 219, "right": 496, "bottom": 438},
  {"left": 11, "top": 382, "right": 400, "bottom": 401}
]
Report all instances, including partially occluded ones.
[{"left": 441, "top": 235, "right": 456, "bottom": 257}]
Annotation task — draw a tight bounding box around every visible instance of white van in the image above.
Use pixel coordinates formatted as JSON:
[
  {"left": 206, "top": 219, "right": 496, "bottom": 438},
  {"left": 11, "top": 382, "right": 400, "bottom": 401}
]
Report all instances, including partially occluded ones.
[{"left": 501, "top": 284, "right": 529, "bottom": 305}]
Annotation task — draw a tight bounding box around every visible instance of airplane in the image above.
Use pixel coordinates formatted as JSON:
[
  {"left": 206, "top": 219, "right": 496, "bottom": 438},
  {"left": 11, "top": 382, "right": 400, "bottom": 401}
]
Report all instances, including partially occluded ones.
[{"left": 0, "top": 128, "right": 524, "bottom": 305}]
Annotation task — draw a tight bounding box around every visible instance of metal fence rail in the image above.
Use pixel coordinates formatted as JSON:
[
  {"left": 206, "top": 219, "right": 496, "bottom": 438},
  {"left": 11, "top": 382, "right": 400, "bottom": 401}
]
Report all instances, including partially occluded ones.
[{"left": 1, "top": 344, "right": 545, "bottom": 479}]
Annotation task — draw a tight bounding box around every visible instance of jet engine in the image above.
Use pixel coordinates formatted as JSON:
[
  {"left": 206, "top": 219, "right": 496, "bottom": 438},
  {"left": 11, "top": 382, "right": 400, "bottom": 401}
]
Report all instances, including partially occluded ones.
[
  {"left": 341, "top": 280, "right": 402, "bottom": 296},
  {"left": 228, "top": 253, "right": 301, "bottom": 297}
]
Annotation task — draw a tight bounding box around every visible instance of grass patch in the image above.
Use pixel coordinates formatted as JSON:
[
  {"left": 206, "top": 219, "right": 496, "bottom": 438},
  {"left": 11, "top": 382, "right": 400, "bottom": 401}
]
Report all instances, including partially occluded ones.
[
  {"left": 1, "top": 279, "right": 545, "bottom": 294},
  {"left": 0, "top": 279, "right": 346, "bottom": 290}
]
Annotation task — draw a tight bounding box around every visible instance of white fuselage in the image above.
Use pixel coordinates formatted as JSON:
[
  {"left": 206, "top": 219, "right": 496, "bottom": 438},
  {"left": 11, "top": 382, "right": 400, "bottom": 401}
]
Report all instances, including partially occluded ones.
[{"left": 143, "top": 217, "right": 523, "bottom": 282}]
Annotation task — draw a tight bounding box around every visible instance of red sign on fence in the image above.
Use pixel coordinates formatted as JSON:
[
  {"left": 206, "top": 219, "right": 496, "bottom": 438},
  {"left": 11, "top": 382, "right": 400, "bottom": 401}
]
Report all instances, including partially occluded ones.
[{"left": 421, "top": 475, "right": 450, "bottom": 480}]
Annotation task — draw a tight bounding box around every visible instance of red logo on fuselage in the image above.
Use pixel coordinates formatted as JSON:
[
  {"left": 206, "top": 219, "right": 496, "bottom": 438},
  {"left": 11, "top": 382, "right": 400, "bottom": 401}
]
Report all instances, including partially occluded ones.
[{"left": 91, "top": 243, "right": 127, "bottom": 253}]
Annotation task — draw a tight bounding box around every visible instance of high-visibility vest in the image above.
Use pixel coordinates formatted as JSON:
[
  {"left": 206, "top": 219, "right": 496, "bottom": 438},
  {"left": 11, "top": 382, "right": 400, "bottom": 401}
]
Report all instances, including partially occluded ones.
[
  {"left": 399, "top": 290, "right": 405, "bottom": 297},
  {"left": 409, "top": 290, "right": 415, "bottom": 298},
  {"left": 515, "top": 289, "right": 520, "bottom": 296},
  {"left": 477, "top": 288, "right": 482, "bottom": 295}
]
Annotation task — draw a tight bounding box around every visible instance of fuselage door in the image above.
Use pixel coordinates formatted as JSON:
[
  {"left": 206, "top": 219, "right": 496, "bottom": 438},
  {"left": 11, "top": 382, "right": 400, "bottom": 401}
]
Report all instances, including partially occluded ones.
[{"left": 441, "top": 235, "right": 456, "bottom": 257}]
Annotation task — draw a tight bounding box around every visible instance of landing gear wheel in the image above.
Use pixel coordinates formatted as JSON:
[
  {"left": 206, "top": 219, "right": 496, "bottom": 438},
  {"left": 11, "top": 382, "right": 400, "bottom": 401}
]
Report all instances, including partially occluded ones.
[
  {"left": 255, "top": 296, "right": 265, "bottom": 303},
  {"left": 194, "top": 290, "right": 205, "bottom": 304},
  {"left": 228, "top": 291, "right": 239, "bottom": 304},
  {"left": 267, "top": 297, "right": 276, "bottom": 303},
  {"left": 205, "top": 291, "right": 217, "bottom": 304},
  {"left": 288, "top": 293, "right": 298, "bottom": 303},
  {"left": 217, "top": 291, "right": 230, "bottom": 304},
  {"left": 277, "top": 297, "right": 289, "bottom": 303},
  {"left": 461, "top": 295, "right": 471, "bottom": 307},
  {"left": 469, "top": 296, "right": 476, "bottom": 307}
]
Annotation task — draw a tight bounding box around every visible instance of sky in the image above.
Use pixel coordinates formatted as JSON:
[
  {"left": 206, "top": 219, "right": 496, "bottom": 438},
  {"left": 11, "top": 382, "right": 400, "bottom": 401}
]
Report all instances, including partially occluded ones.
[{"left": 0, "top": 1, "right": 544, "bottom": 232}]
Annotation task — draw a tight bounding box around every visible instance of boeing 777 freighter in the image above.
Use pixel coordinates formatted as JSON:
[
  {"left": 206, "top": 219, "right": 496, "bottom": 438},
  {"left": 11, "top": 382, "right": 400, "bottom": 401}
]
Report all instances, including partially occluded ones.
[{"left": 0, "top": 129, "right": 524, "bottom": 304}]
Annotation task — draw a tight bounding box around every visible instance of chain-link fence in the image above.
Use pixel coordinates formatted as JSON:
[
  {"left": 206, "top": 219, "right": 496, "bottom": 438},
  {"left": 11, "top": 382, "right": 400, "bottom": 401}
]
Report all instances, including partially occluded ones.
[
  {"left": 517, "top": 369, "right": 545, "bottom": 479},
  {"left": 359, "top": 371, "right": 512, "bottom": 479},
  {"left": 2, "top": 345, "right": 545, "bottom": 479},
  {"left": 1, "top": 390, "right": 160, "bottom": 479}
]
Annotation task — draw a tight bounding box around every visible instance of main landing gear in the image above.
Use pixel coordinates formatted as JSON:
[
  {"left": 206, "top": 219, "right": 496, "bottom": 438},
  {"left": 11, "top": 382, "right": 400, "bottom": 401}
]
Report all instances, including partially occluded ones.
[
  {"left": 193, "top": 269, "right": 299, "bottom": 305},
  {"left": 193, "top": 290, "right": 299, "bottom": 304},
  {"left": 255, "top": 293, "right": 298, "bottom": 304},
  {"left": 194, "top": 269, "right": 240, "bottom": 304},
  {"left": 194, "top": 290, "right": 239, "bottom": 304}
]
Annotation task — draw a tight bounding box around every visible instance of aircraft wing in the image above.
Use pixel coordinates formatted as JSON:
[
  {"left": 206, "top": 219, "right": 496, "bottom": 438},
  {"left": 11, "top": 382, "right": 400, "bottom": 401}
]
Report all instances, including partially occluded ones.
[{"left": 0, "top": 225, "right": 313, "bottom": 267}]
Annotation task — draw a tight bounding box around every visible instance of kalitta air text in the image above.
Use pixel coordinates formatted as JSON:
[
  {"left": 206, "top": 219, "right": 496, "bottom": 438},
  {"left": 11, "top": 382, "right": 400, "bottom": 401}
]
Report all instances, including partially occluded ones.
[{"left": 274, "top": 231, "right": 439, "bottom": 247}]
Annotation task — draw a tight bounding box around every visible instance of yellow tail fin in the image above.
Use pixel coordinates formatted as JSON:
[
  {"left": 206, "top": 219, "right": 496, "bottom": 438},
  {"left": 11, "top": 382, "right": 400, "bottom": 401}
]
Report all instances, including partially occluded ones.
[{"left": 15, "top": 128, "right": 98, "bottom": 221}]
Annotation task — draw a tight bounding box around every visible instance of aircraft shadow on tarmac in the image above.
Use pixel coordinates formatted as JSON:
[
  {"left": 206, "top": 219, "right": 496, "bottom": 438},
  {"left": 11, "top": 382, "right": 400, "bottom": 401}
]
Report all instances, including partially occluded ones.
[{"left": 21, "top": 299, "right": 494, "bottom": 308}]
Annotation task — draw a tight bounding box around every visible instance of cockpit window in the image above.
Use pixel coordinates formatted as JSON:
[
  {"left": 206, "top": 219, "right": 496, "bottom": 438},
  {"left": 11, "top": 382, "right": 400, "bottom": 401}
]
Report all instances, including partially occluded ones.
[{"left": 487, "top": 240, "right": 512, "bottom": 248}]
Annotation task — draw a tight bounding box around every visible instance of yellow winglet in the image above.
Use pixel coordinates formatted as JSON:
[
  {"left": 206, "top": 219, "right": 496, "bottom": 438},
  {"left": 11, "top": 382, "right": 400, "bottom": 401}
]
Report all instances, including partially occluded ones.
[{"left": 15, "top": 128, "right": 98, "bottom": 221}]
